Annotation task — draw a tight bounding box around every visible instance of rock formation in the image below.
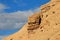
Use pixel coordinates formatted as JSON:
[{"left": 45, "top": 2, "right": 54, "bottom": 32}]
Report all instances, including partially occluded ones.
[{"left": 3, "top": 0, "right": 60, "bottom": 40}]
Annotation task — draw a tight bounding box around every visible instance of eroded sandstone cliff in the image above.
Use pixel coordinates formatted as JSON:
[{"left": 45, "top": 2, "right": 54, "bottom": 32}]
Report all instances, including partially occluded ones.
[{"left": 3, "top": 0, "right": 60, "bottom": 40}]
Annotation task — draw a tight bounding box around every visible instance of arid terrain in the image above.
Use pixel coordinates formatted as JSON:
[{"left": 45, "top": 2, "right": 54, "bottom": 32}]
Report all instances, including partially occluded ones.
[{"left": 3, "top": 0, "right": 60, "bottom": 40}]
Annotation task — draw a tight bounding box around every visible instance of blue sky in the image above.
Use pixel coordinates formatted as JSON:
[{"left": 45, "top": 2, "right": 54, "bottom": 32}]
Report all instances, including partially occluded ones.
[
  {"left": 0, "top": 0, "right": 50, "bottom": 40},
  {"left": 0, "top": 0, "right": 50, "bottom": 13}
]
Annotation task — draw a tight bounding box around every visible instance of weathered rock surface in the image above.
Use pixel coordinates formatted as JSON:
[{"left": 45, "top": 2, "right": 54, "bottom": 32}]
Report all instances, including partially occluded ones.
[{"left": 3, "top": 0, "right": 60, "bottom": 40}]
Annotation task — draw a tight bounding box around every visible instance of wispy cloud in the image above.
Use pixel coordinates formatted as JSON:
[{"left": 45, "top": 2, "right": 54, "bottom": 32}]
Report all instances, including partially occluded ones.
[
  {"left": 0, "top": 10, "right": 34, "bottom": 30},
  {"left": 0, "top": 4, "right": 10, "bottom": 13},
  {"left": 0, "top": 3, "right": 34, "bottom": 30},
  {"left": 0, "top": 4, "right": 6, "bottom": 10}
]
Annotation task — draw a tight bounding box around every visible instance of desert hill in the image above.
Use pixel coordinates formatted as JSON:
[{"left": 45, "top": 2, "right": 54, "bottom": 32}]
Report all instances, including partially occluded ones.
[{"left": 3, "top": 0, "right": 60, "bottom": 40}]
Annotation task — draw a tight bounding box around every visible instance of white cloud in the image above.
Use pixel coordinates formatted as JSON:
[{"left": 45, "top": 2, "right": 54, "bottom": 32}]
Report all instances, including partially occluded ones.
[
  {"left": 0, "top": 3, "right": 10, "bottom": 13},
  {"left": 0, "top": 4, "right": 6, "bottom": 10},
  {"left": 0, "top": 10, "right": 34, "bottom": 30}
]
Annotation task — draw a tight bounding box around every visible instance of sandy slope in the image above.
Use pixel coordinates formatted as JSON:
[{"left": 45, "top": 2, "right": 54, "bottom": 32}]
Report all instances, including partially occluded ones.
[
  {"left": 3, "top": 23, "right": 28, "bottom": 40},
  {"left": 3, "top": 0, "right": 60, "bottom": 40}
]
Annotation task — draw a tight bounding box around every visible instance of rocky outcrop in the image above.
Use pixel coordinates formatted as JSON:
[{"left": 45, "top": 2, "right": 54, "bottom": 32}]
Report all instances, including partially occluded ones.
[
  {"left": 3, "top": 0, "right": 60, "bottom": 40},
  {"left": 28, "top": 12, "right": 41, "bottom": 30}
]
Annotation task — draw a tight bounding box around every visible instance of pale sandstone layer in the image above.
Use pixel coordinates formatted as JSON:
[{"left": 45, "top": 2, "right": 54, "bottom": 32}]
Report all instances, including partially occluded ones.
[{"left": 3, "top": 0, "right": 60, "bottom": 40}]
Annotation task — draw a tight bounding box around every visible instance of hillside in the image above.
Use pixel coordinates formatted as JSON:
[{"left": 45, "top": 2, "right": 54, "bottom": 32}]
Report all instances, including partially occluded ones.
[{"left": 3, "top": 0, "right": 60, "bottom": 40}]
